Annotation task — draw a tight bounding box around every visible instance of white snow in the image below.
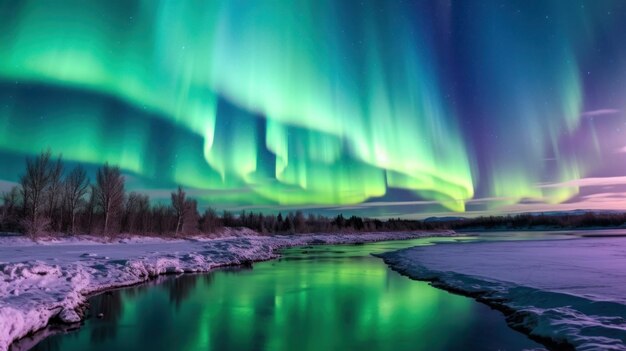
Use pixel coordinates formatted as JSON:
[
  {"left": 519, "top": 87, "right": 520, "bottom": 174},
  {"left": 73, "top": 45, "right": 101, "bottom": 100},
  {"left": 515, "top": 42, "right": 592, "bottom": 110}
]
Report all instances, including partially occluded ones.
[
  {"left": 380, "top": 237, "right": 626, "bottom": 350},
  {"left": 0, "top": 231, "right": 453, "bottom": 351}
]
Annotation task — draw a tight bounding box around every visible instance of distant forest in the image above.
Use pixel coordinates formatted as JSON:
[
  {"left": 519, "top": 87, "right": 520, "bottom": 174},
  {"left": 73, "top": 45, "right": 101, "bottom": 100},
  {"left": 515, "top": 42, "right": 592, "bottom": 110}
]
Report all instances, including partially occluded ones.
[{"left": 2, "top": 151, "right": 626, "bottom": 237}]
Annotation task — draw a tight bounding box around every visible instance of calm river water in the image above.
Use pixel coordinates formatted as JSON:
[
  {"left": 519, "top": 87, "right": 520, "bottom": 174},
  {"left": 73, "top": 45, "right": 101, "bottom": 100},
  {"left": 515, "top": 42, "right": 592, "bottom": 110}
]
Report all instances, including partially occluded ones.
[{"left": 30, "top": 236, "right": 545, "bottom": 351}]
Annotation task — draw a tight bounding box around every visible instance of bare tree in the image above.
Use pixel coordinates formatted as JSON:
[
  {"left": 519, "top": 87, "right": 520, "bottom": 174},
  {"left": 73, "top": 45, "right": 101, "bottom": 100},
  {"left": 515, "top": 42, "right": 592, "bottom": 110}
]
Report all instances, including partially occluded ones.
[
  {"left": 85, "top": 185, "right": 96, "bottom": 234},
  {"left": 151, "top": 204, "right": 173, "bottom": 235},
  {"left": 124, "top": 192, "right": 150, "bottom": 234},
  {"left": 200, "top": 207, "right": 222, "bottom": 234},
  {"left": 223, "top": 210, "right": 235, "bottom": 227},
  {"left": 94, "top": 163, "right": 125, "bottom": 235},
  {"left": 1, "top": 186, "right": 21, "bottom": 231},
  {"left": 124, "top": 192, "right": 139, "bottom": 233},
  {"left": 294, "top": 210, "right": 306, "bottom": 233},
  {"left": 62, "top": 165, "right": 89, "bottom": 234},
  {"left": 136, "top": 194, "right": 150, "bottom": 234},
  {"left": 171, "top": 186, "right": 186, "bottom": 236},
  {"left": 20, "top": 150, "right": 58, "bottom": 236},
  {"left": 44, "top": 156, "right": 63, "bottom": 231},
  {"left": 181, "top": 199, "right": 199, "bottom": 235}
]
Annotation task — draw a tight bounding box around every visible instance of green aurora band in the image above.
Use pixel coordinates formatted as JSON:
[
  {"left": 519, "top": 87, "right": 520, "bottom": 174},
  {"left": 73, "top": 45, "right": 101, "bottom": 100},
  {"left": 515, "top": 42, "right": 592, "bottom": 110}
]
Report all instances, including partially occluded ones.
[{"left": 1, "top": 0, "right": 623, "bottom": 215}]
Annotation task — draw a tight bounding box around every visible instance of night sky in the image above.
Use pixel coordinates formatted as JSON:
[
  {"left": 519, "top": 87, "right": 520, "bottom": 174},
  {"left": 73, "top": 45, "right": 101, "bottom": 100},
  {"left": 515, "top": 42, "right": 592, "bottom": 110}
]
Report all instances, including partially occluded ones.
[{"left": 1, "top": 0, "right": 626, "bottom": 218}]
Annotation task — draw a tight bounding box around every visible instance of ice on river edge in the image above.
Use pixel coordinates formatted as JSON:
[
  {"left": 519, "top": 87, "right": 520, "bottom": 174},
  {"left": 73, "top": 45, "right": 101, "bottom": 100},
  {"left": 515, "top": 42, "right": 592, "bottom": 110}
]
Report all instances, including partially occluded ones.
[
  {"left": 0, "top": 231, "right": 453, "bottom": 351},
  {"left": 379, "top": 238, "right": 626, "bottom": 351}
]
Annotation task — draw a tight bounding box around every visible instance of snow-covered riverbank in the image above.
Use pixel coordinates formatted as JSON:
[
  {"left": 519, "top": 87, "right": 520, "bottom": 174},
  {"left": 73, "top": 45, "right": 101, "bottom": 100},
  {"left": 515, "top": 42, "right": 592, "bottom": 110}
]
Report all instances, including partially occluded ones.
[
  {"left": 0, "top": 231, "right": 453, "bottom": 351},
  {"left": 379, "top": 237, "right": 626, "bottom": 350}
]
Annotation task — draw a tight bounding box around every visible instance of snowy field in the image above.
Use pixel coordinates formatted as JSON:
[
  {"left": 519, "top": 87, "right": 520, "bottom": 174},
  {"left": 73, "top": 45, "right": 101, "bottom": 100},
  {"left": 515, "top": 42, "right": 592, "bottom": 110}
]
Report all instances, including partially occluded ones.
[
  {"left": 380, "top": 237, "right": 626, "bottom": 350},
  {"left": 0, "top": 231, "right": 452, "bottom": 351}
]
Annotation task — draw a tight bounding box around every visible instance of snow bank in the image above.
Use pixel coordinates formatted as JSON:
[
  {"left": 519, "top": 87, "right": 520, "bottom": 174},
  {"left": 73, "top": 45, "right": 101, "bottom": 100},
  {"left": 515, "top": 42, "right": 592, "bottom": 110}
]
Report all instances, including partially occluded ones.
[
  {"left": 0, "top": 231, "right": 452, "bottom": 351},
  {"left": 379, "top": 238, "right": 626, "bottom": 350}
]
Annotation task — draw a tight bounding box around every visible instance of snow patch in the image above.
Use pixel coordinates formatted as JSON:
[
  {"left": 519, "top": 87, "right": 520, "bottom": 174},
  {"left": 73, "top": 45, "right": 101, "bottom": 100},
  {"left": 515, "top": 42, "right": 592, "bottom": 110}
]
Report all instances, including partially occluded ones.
[{"left": 379, "top": 238, "right": 626, "bottom": 350}]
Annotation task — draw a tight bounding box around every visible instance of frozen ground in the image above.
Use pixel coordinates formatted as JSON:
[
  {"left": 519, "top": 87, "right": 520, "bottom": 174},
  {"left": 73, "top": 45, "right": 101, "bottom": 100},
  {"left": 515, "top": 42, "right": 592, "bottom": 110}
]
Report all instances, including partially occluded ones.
[
  {"left": 380, "top": 237, "right": 626, "bottom": 350},
  {"left": 0, "top": 231, "right": 452, "bottom": 351}
]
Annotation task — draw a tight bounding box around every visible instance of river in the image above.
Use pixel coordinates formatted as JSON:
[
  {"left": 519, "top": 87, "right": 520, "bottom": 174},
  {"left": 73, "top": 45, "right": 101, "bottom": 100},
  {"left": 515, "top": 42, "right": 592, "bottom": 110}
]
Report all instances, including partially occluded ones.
[{"left": 28, "top": 236, "right": 544, "bottom": 351}]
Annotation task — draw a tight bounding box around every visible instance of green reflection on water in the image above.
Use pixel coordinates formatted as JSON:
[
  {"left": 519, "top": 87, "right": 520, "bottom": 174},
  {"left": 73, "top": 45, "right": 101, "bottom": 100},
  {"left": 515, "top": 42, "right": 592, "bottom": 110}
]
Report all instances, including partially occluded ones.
[{"left": 32, "top": 238, "right": 539, "bottom": 351}]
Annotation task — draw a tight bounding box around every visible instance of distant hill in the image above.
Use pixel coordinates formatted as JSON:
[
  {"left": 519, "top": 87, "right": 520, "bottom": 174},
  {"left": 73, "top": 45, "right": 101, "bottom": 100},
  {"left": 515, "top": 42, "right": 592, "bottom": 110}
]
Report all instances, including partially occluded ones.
[
  {"left": 423, "top": 216, "right": 467, "bottom": 223},
  {"left": 525, "top": 209, "right": 626, "bottom": 217}
]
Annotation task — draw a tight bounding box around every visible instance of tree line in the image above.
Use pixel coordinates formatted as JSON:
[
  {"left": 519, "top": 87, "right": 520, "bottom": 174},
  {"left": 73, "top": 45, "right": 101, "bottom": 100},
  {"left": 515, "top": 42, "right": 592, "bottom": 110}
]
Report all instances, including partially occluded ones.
[
  {"left": 0, "top": 150, "right": 206, "bottom": 237},
  {"left": 445, "top": 212, "right": 626, "bottom": 230},
  {"left": 0, "top": 150, "right": 435, "bottom": 237},
  {"left": 2, "top": 151, "right": 626, "bottom": 237}
]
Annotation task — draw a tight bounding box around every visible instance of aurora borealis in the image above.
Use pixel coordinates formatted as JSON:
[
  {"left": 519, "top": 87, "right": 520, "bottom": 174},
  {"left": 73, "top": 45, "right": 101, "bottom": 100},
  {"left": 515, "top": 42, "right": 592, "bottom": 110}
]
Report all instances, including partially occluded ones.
[{"left": 1, "top": 0, "right": 626, "bottom": 218}]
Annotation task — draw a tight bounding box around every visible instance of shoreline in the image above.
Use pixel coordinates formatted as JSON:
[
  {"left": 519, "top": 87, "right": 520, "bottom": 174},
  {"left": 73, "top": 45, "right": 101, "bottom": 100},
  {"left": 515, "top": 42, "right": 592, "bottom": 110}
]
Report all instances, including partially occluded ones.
[
  {"left": 456, "top": 226, "right": 626, "bottom": 233},
  {"left": 378, "top": 237, "right": 626, "bottom": 351},
  {"left": 1, "top": 231, "right": 456, "bottom": 351},
  {"left": 10, "top": 269, "right": 253, "bottom": 351},
  {"left": 377, "top": 257, "right": 574, "bottom": 351}
]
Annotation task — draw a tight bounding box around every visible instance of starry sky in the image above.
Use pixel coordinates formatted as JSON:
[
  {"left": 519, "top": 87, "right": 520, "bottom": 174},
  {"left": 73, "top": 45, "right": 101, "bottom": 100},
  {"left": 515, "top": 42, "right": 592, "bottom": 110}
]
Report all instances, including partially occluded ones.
[{"left": 1, "top": 0, "right": 626, "bottom": 219}]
